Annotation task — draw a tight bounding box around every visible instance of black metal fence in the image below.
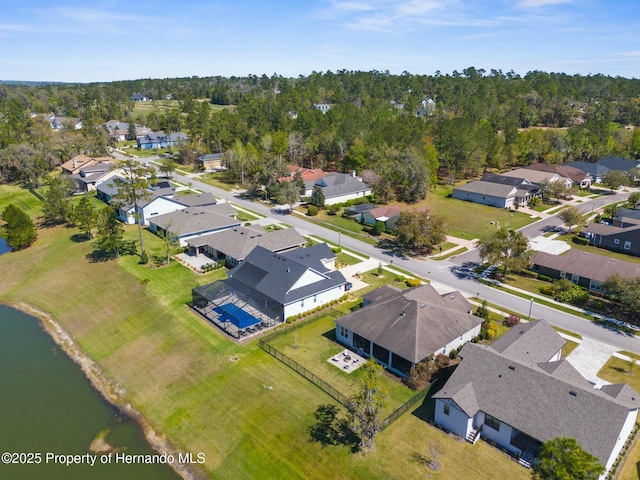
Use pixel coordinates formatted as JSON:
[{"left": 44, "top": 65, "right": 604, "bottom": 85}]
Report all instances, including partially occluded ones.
[
  {"left": 259, "top": 307, "right": 429, "bottom": 430},
  {"left": 380, "top": 387, "right": 429, "bottom": 430}
]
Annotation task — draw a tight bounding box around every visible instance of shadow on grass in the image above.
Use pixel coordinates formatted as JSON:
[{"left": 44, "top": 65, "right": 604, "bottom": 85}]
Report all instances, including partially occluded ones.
[
  {"left": 85, "top": 249, "right": 115, "bottom": 263},
  {"left": 308, "top": 404, "right": 360, "bottom": 452},
  {"left": 411, "top": 364, "right": 458, "bottom": 425},
  {"left": 70, "top": 233, "right": 91, "bottom": 243}
]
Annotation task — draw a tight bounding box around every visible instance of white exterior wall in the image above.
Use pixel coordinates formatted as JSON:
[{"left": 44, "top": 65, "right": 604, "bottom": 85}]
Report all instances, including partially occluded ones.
[
  {"left": 117, "top": 207, "right": 136, "bottom": 224},
  {"left": 324, "top": 189, "right": 373, "bottom": 206},
  {"left": 140, "top": 197, "right": 182, "bottom": 226},
  {"left": 480, "top": 414, "right": 521, "bottom": 455},
  {"left": 452, "top": 189, "right": 513, "bottom": 208},
  {"left": 283, "top": 284, "right": 346, "bottom": 319},
  {"left": 434, "top": 399, "right": 473, "bottom": 438},
  {"left": 434, "top": 324, "right": 482, "bottom": 357},
  {"left": 603, "top": 409, "right": 638, "bottom": 478}
]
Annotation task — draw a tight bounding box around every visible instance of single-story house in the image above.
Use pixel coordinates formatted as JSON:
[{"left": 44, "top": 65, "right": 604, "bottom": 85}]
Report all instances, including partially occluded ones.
[
  {"left": 139, "top": 192, "right": 218, "bottom": 226},
  {"left": 131, "top": 93, "right": 150, "bottom": 102},
  {"left": 433, "top": 320, "right": 640, "bottom": 478},
  {"left": 97, "top": 177, "right": 177, "bottom": 224},
  {"left": 361, "top": 205, "right": 402, "bottom": 231},
  {"left": 197, "top": 153, "right": 224, "bottom": 171},
  {"left": 187, "top": 225, "right": 305, "bottom": 267},
  {"left": 307, "top": 172, "right": 372, "bottom": 205},
  {"left": 452, "top": 181, "right": 521, "bottom": 208},
  {"left": 137, "top": 132, "right": 188, "bottom": 150},
  {"left": 277, "top": 166, "right": 327, "bottom": 187},
  {"left": 612, "top": 208, "right": 640, "bottom": 227},
  {"left": 104, "top": 120, "right": 147, "bottom": 141},
  {"left": 563, "top": 161, "right": 610, "bottom": 184},
  {"left": 583, "top": 219, "right": 640, "bottom": 257},
  {"left": 61, "top": 154, "right": 115, "bottom": 175},
  {"left": 531, "top": 249, "right": 640, "bottom": 292},
  {"left": 500, "top": 168, "right": 573, "bottom": 188},
  {"left": 70, "top": 165, "right": 121, "bottom": 193},
  {"left": 334, "top": 284, "right": 482, "bottom": 377},
  {"left": 597, "top": 156, "right": 640, "bottom": 175},
  {"left": 49, "top": 116, "right": 82, "bottom": 130},
  {"left": 192, "top": 244, "right": 349, "bottom": 327},
  {"left": 148, "top": 203, "right": 239, "bottom": 246},
  {"left": 526, "top": 163, "right": 592, "bottom": 188}
]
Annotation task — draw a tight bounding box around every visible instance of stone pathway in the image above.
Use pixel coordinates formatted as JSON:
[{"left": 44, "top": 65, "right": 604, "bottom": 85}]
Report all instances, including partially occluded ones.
[{"left": 566, "top": 337, "right": 619, "bottom": 387}]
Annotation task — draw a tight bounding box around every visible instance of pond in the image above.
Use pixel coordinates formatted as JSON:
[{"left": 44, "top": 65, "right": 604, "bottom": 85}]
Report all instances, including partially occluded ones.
[{"left": 0, "top": 305, "right": 181, "bottom": 480}]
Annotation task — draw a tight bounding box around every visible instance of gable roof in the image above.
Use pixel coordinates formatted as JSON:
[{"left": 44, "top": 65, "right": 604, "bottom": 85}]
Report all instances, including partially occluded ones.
[
  {"left": 563, "top": 161, "right": 610, "bottom": 177},
  {"left": 278, "top": 166, "right": 327, "bottom": 184},
  {"left": 174, "top": 192, "right": 218, "bottom": 208},
  {"left": 597, "top": 156, "right": 640, "bottom": 173},
  {"left": 614, "top": 208, "right": 640, "bottom": 226},
  {"left": 226, "top": 245, "right": 347, "bottom": 306},
  {"left": 61, "top": 154, "right": 114, "bottom": 174},
  {"left": 454, "top": 180, "right": 518, "bottom": 198},
  {"left": 500, "top": 168, "right": 568, "bottom": 185},
  {"left": 489, "top": 319, "right": 566, "bottom": 365},
  {"left": 336, "top": 284, "right": 482, "bottom": 363},
  {"left": 532, "top": 249, "right": 640, "bottom": 283},
  {"left": 366, "top": 205, "right": 402, "bottom": 221},
  {"left": 433, "top": 337, "right": 640, "bottom": 466},
  {"left": 149, "top": 204, "right": 239, "bottom": 236},
  {"left": 526, "top": 163, "right": 591, "bottom": 183},
  {"left": 188, "top": 226, "right": 305, "bottom": 261},
  {"left": 311, "top": 173, "right": 371, "bottom": 199}
]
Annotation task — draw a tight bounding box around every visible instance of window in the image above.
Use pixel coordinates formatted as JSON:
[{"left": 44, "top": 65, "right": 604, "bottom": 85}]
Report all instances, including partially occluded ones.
[
  {"left": 339, "top": 326, "right": 349, "bottom": 338},
  {"left": 443, "top": 404, "right": 450, "bottom": 416},
  {"left": 571, "top": 274, "right": 579, "bottom": 284},
  {"left": 624, "top": 241, "right": 632, "bottom": 250},
  {"left": 614, "top": 238, "right": 620, "bottom": 245},
  {"left": 589, "top": 279, "right": 601, "bottom": 291},
  {"left": 485, "top": 414, "right": 501, "bottom": 431},
  {"left": 560, "top": 271, "right": 566, "bottom": 278}
]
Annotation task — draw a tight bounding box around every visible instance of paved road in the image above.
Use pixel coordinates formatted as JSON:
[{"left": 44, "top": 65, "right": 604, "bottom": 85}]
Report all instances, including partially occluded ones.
[{"left": 133, "top": 163, "right": 640, "bottom": 354}]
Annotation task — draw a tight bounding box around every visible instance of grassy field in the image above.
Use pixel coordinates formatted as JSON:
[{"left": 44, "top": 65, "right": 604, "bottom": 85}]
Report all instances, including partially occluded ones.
[
  {"left": 265, "top": 315, "right": 415, "bottom": 415},
  {"left": 0, "top": 184, "right": 534, "bottom": 480}
]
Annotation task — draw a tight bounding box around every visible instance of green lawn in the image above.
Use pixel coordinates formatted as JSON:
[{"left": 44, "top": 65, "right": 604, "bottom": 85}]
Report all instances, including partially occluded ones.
[
  {"left": 432, "top": 246, "right": 468, "bottom": 261},
  {"left": 0, "top": 184, "right": 43, "bottom": 218},
  {"left": 197, "top": 172, "right": 236, "bottom": 191},
  {"left": 336, "top": 252, "right": 362, "bottom": 266},
  {"left": 0, "top": 186, "right": 533, "bottom": 480},
  {"left": 424, "top": 185, "right": 536, "bottom": 239},
  {"left": 265, "top": 316, "right": 415, "bottom": 416},
  {"left": 556, "top": 233, "right": 640, "bottom": 265},
  {"left": 294, "top": 210, "right": 379, "bottom": 246}
]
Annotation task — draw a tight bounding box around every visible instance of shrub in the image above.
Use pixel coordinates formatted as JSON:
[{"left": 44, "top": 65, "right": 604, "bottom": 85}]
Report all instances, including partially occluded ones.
[
  {"left": 140, "top": 278, "right": 151, "bottom": 285},
  {"left": 475, "top": 300, "right": 490, "bottom": 320},
  {"left": 327, "top": 204, "right": 340, "bottom": 216},
  {"left": 139, "top": 251, "right": 149, "bottom": 265},
  {"left": 485, "top": 326, "right": 497, "bottom": 340},
  {"left": 405, "top": 278, "right": 422, "bottom": 287},
  {"left": 331, "top": 247, "right": 342, "bottom": 254},
  {"left": 538, "top": 274, "right": 553, "bottom": 282},
  {"left": 540, "top": 285, "right": 556, "bottom": 296},
  {"left": 505, "top": 314, "right": 521, "bottom": 327},
  {"left": 373, "top": 221, "right": 385, "bottom": 236},
  {"left": 448, "top": 349, "right": 458, "bottom": 360},
  {"left": 244, "top": 222, "right": 252, "bottom": 226},
  {"left": 307, "top": 205, "right": 318, "bottom": 216},
  {"left": 572, "top": 235, "right": 590, "bottom": 245}
]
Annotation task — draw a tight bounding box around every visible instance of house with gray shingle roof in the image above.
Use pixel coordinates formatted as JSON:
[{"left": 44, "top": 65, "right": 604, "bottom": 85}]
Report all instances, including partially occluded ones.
[
  {"left": 306, "top": 172, "right": 372, "bottom": 205},
  {"left": 334, "top": 284, "right": 482, "bottom": 376},
  {"left": 433, "top": 320, "right": 640, "bottom": 476},
  {"left": 224, "top": 244, "right": 349, "bottom": 321},
  {"left": 148, "top": 203, "right": 239, "bottom": 245},
  {"left": 186, "top": 226, "right": 305, "bottom": 267},
  {"left": 532, "top": 249, "right": 640, "bottom": 291}
]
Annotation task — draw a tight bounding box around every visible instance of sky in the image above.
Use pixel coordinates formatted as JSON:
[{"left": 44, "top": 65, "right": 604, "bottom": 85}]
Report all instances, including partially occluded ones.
[{"left": 1, "top": 0, "right": 639, "bottom": 82}]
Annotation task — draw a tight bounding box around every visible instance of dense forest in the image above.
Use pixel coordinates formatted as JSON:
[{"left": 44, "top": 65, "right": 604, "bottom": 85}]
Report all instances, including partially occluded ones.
[{"left": 1, "top": 69, "right": 640, "bottom": 203}]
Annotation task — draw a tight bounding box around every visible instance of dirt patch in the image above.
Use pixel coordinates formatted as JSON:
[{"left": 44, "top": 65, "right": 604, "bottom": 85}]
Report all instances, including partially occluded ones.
[{"left": 10, "top": 302, "right": 208, "bottom": 480}]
